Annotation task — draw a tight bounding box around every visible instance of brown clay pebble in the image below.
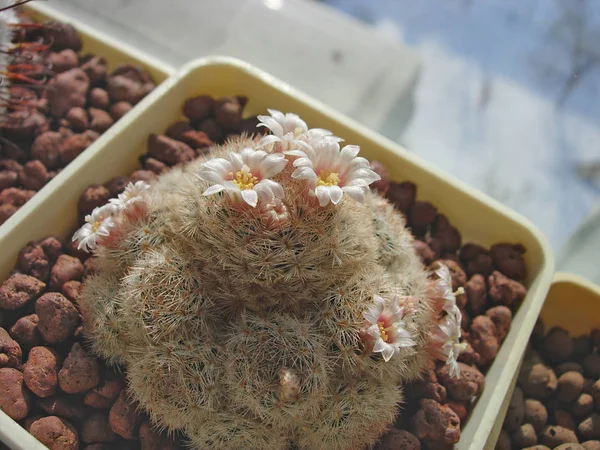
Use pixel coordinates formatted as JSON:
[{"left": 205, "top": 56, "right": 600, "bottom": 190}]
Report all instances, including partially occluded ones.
[
  {"left": 573, "top": 336, "right": 593, "bottom": 362},
  {"left": 470, "top": 315, "right": 499, "bottom": 366},
  {"left": 39, "top": 396, "right": 86, "bottom": 422},
  {"left": 36, "top": 292, "right": 80, "bottom": 344},
  {"left": 165, "top": 120, "right": 193, "bottom": 140},
  {"left": 522, "top": 447, "right": 551, "bottom": 450},
  {"left": 524, "top": 398, "right": 548, "bottom": 432},
  {"left": 369, "top": 160, "right": 390, "bottom": 195},
  {"left": 64, "top": 107, "right": 89, "bottom": 132},
  {"left": 557, "top": 371, "right": 585, "bottom": 403},
  {"left": 23, "top": 346, "right": 60, "bottom": 398},
  {"left": 409, "top": 201, "right": 437, "bottom": 228},
  {"left": 109, "top": 391, "right": 143, "bottom": 439},
  {"left": 504, "top": 386, "right": 525, "bottom": 432},
  {"left": 445, "top": 400, "right": 468, "bottom": 422},
  {"left": 571, "top": 393, "right": 594, "bottom": 419},
  {"left": 0, "top": 170, "right": 17, "bottom": 189},
  {"left": 48, "top": 21, "right": 82, "bottom": 51},
  {"left": 9, "top": 314, "right": 42, "bottom": 348},
  {"left": 198, "top": 118, "right": 224, "bottom": 142},
  {"left": 39, "top": 236, "right": 63, "bottom": 262},
  {"left": 0, "top": 187, "right": 36, "bottom": 206},
  {"left": 19, "top": 160, "right": 49, "bottom": 190},
  {"left": 80, "top": 55, "right": 107, "bottom": 85},
  {"left": 460, "top": 243, "right": 494, "bottom": 277},
  {"left": 554, "top": 409, "right": 576, "bottom": 430},
  {"left": 183, "top": 95, "right": 214, "bottom": 121},
  {"left": 58, "top": 342, "right": 100, "bottom": 394},
  {"left": 62, "top": 280, "right": 82, "bottom": 305},
  {"left": 0, "top": 368, "right": 31, "bottom": 420},
  {"left": 583, "top": 441, "right": 600, "bottom": 450},
  {"left": 436, "top": 362, "right": 484, "bottom": 401},
  {"left": 592, "top": 329, "right": 600, "bottom": 348},
  {"left": 495, "top": 429, "right": 511, "bottom": 450},
  {"left": 579, "top": 413, "right": 600, "bottom": 440},
  {"left": 18, "top": 241, "right": 52, "bottom": 281},
  {"left": 31, "top": 131, "right": 64, "bottom": 170},
  {"left": 540, "top": 425, "right": 579, "bottom": 447},
  {"left": 109, "top": 101, "right": 132, "bottom": 121},
  {"left": 556, "top": 362, "right": 584, "bottom": 377},
  {"left": 0, "top": 273, "right": 45, "bottom": 310},
  {"left": 89, "top": 88, "right": 110, "bottom": 109},
  {"left": 554, "top": 445, "right": 585, "bottom": 450},
  {"left": 84, "top": 377, "right": 124, "bottom": 409},
  {"left": 46, "top": 49, "right": 78, "bottom": 73},
  {"left": 139, "top": 421, "right": 178, "bottom": 450},
  {"left": 143, "top": 157, "right": 168, "bottom": 175},
  {"left": 386, "top": 181, "right": 416, "bottom": 212},
  {"left": 583, "top": 354, "right": 600, "bottom": 379},
  {"left": 180, "top": 129, "right": 213, "bottom": 151},
  {"left": 107, "top": 71, "right": 153, "bottom": 105},
  {"left": 104, "top": 176, "right": 130, "bottom": 197},
  {"left": 465, "top": 274, "right": 487, "bottom": 315},
  {"left": 490, "top": 242, "right": 527, "bottom": 281},
  {"left": 82, "top": 412, "right": 117, "bottom": 443},
  {"left": 545, "top": 327, "right": 574, "bottom": 364},
  {"left": 411, "top": 398, "right": 461, "bottom": 446},
  {"left": 129, "top": 170, "right": 158, "bottom": 183},
  {"left": 485, "top": 306, "right": 512, "bottom": 343},
  {"left": 60, "top": 130, "right": 99, "bottom": 166},
  {"left": 89, "top": 108, "right": 114, "bottom": 133},
  {"left": 513, "top": 423, "right": 538, "bottom": 447},
  {"left": 488, "top": 270, "right": 527, "bottom": 307},
  {"left": 413, "top": 240, "right": 436, "bottom": 266},
  {"left": 83, "top": 257, "right": 99, "bottom": 279},
  {"left": 30, "top": 416, "right": 79, "bottom": 450},
  {"left": 213, "top": 96, "right": 243, "bottom": 131},
  {"left": 44, "top": 68, "right": 90, "bottom": 118},
  {"left": 519, "top": 361, "right": 558, "bottom": 399},
  {"left": 0, "top": 203, "right": 17, "bottom": 224},
  {"left": 50, "top": 254, "right": 84, "bottom": 291},
  {"left": 0, "top": 327, "right": 21, "bottom": 368},
  {"left": 592, "top": 380, "right": 600, "bottom": 409},
  {"left": 78, "top": 184, "right": 111, "bottom": 219},
  {"left": 147, "top": 134, "right": 195, "bottom": 166}
]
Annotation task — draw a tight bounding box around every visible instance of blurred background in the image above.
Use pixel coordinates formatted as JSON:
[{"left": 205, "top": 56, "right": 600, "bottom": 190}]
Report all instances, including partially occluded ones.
[{"left": 46, "top": 0, "right": 600, "bottom": 282}]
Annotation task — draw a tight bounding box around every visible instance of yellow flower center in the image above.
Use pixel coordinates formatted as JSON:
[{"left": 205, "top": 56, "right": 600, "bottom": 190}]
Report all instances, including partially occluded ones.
[
  {"left": 91, "top": 221, "right": 102, "bottom": 232},
  {"left": 378, "top": 321, "right": 389, "bottom": 342},
  {"left": 230, "top": 169, "right": 259, "bottom": 190},
  {"left": 294, "top": 126, "right": 304, "bottom": 137},
  {"left": 317, "top": 170, "right": 340, "bottom": 187}
]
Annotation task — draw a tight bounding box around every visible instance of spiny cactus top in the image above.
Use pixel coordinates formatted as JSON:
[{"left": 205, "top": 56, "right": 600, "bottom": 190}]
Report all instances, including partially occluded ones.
[{"left": 75, "top": 110, "right": 466, "bottom": 450}]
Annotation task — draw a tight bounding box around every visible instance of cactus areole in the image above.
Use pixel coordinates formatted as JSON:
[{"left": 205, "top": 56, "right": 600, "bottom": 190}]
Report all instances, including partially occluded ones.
[{"left": 76, "top": 110, "right": 466, "bottom": 449}]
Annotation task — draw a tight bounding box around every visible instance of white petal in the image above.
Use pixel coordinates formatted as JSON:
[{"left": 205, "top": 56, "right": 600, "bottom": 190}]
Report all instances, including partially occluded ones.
[
  {"left": 366, "top": 324, "right": 380, "bottom": 339},
  {"left": 284, "top": 149, "right": 308, "bottom": 158},
  {"left": 363, "top": 303, "right": 382, "bottom": 324},
  {"left": 292, "top": 167, "right": 317, "bottom": 180},
  {"left": 241, "top": 189, "right": 258, "bottom": 207},
  {"left": 292, "top": 157, "right": 313, "bottom": 168},
  {"left": 315, "top": 186, "right": 331, "bottom": 206},
  {"left": 267, "top": 109, "right": 285, "bottom": 123},
  {"left": 261, "top": 154, "right": 287, "bottom": 178},
  {"left": 258, "top": 135, "right": 282, "bottom": 148},
  {"left": 372, "top": 338, "right": 387, "bottom": 354},
  {"left": 203, "top": 184, "right": 226, "bottom": 196},
  {"left": 222, "top": 181, "right": 241, "bottom": 193},
  {"left": 340, "top": 144, "right": 360, "bottom": 160},
  {"left": 257, "top": 115, "right": 284, "bottom": 137},
  {"left": 329, "top": 185, "right": 343, "bottom": 205},
  {"left": 381, "top": 343, "right": 395, "bottom": 362},
  {"left": 342, "top": 186, "right": 366, "bottom": 203}
]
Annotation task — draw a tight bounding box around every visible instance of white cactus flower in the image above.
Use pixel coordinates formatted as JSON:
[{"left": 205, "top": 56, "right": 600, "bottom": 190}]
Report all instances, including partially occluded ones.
[{"left": 72, "top": 203, "right": 119, "bottom": 253}]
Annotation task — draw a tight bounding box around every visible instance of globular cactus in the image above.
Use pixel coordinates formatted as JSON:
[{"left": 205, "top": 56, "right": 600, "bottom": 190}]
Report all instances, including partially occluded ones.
[{"left": 76, "top": 110, "right": 467, "bottom": 449}]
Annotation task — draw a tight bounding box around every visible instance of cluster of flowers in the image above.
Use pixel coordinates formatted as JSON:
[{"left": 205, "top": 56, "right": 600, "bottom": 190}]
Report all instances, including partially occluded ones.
[
  {"left": 72, "top": 181, "right": 151, "bottom": 252},
  {"left": 197, "top": 109, "right": 381, "bottom": 208}
]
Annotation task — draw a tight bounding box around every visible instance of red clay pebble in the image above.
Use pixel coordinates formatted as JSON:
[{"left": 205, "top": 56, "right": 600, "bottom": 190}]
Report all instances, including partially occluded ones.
[
  {"left": 84, "top": 377, "right": 124, "bottom": 409},
  {"left": 583, "top": 441, "right": 600, "bottom": 450},
  {"left": 60, "top": 130, "right": 99, "bottom": 166},
  {"left": 9, "top": 314, "right": 42, "bottom": 348},
  {"left": 457, "top": 341, "right": 481, "bottom": 366},
  {"left": 107, "top": 68, "right": 154, "bottom": 105},
  {"left": 165, "top": 120, "right": 193, "bottom": 140},
  {"left": 66, "top": 239, "right": 91, "bottom": 262},
  {"left": 63, "top": 107, "right": 89, "bottom": 132},
  {"left": 143, "top": 157, "right": 167, "bottom": 175},
  {"left": 436, "top": 362, "right": 484, "bottom": 401},
  {"left": 513, "top": 423, "right": 538, "bottom": 447},
  {"left": 30, "top": 416, "right": 79, "bottom": 450},
  {"left": 129, "top": 169, "right": 159, "bottom": 183},
  {"left": 23, "top": 346, "right": 60, "bottom": 397},
  {"left": 36, "top": 292, "right": 80, "bottom": 344},
  {"left": 213, "top": 96, "right": 243, "bottom": 131},
  {"left": 445, "top": 400, "right": 468, "bottom": 422},
  {"left": 375, "top": 428, "right": 421, "bottom": 450},
  {"left": 519, "top": 361, "right": 558, "bottom": 399},
  {"left": 580, "top": 414, "right": 600, "bottom": 440},
  {"left": 490, "top": 243, "right": 527, "bottom": 281},
  {"left": 488, "top": 270, "right": 527, "bottom": 307},
  {"left": 459, "top": 243, "right": 493, "bottom": 277},
  {"left": 80, "top": 55, "right": 107, "bottom": 85},
  {"left": 0, "top": 203, "right": 17, "bottom": 224},
  {"left": 436, "top": 259, "right": 467, "bottom": 291},
  {"left": 524, "top": 398, "right": 548, "bottom": 432},
  {"left": 504, "top": 386, "right": 525, "bottom": 432},
  {"left": 82, "top": 412, "right": 117, "bottom": 443},
  {"left": 89, "top": 88, "right": 110, "bottom": 109},
  {"left": 464, "top": 274, "right": 487, "bottom": 315},
  {"left": 592, "top": 380, "right": 600, "bottom": 409},
  {"left": 139, "top": 421, "right": 178, "bottom": 450},
  {"left": 0, "top": 368, "right": 32, "bottom": 420},
  {"left": 18, "top": 241, "right": 52, "bottom": 281},
  {"left": 39, "top": 395, "right": 86, "bottom": 422},
  {"left": 485, "top": 306, "right": 512, "bottom": 343},
  {"left": 19, "top": 160, "right": 49, "bottom": 190},
  {"left": 109, "top": 101, "right": 133, "bottom": 121},
  {"left": 62, "top": 280, "right": 82, "bottom": 305},
  {"left": 556, "top": 362, "right": 584, "bottom": 377},
  {"left": 45, "top": 68, "right": 90, "bottom": 118},
  {"left": 48, "top": 21, "right": 82, "bottom": 51},
  {"left": 410, "top": 398, "right": 461, "bottom": 446},
  {"left": 540, "top": 425, "right": 579, "bottom": 447},
  {"left": 109, "top": 391, "right": 143, "bottom": 439},
  {"left": 58, "top": 342, "right": 100, "bottom": 394},
  {"left": 571, "top": 393, "right": 594, "bottom": 419},
  {"left": 39, "top": 236, "right": 63, "bottom": 262},
  {"left": 0, "top": 273, "right": 45, "bottom": 310},
  {"left": 430, "top": 215, "right": 462, "bottom": 253},
  {"left": 0, "top": 110, "right": 49, "bottom": 141},
  {"left": 413, "top": 240, "right": 436, "bottom": 265},
  {"left": 147, "top": 134, "right": 195, "bottom": 166},
  {"left": 545, "top": 327, "right": 574, "bottom": 364},
  {"left": 557, "top": 371, "right": 585, "bottom": 403},
  {"left": 583, "top": 354, "right": 600, "bottom": 378},
  {"left": 50, "top": 254, "right": 84, "bottom": 291},
  {"left": 78, "top": 184, "right": 111, "bottom": 219},
  {"left": 104, "top": 176, "right": 130, "bottom": 197},
  {"left": 555, "top": 445, "right": 585, "bottom": 450},
  {"left": 198, "top": 118, "right": 225, "bottom": 142},
  {"left": 31, "top": 131, "right": 64, "bottom": 170},
  {"left": 386, "top": 181, "right": 416, "bottom": 212},
  {"left": 0, "top": 170, "right": 17, "bottom": 189},
  {"left": 409, "top": 201, "right": 437, "bottom": 228},
  {"left": 554, "top": 409, "right": 577, "bottom": 430},
  {"left": 89, "top": 107, "right": 114, "bottom": 133},
  {"left": 47, "top": 49, "right": 78, "bottom": 73},
  {"left": 180, "top": 129, "right": 213, "bottom": 151},
  {"left": 369, "top": 160, "right": 390, "bottom": 195},
  {"left": 0, "top": 326, "right": 22, "bottom": 369},
  {"left": 470, "top": 315, "right": 499, "bottom": 366},
  {"left": 495, "top": 430, "right": 511, "bottom": 450},
  {"left": 0, "top": 187, "right": 36, "bottom": 206},
  {"left": 183, "top": 95, "right": 214, "bottom": 122}
]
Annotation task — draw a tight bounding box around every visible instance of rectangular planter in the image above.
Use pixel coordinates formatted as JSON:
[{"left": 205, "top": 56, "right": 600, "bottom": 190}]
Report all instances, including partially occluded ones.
[{"left": 0, "top": 57, "right": 555, "bottom": 449}]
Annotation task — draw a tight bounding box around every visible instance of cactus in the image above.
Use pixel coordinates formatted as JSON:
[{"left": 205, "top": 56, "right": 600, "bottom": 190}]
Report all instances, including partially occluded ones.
[{"left": 77, "top": 110, "right": 466, "bottom": 449}]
